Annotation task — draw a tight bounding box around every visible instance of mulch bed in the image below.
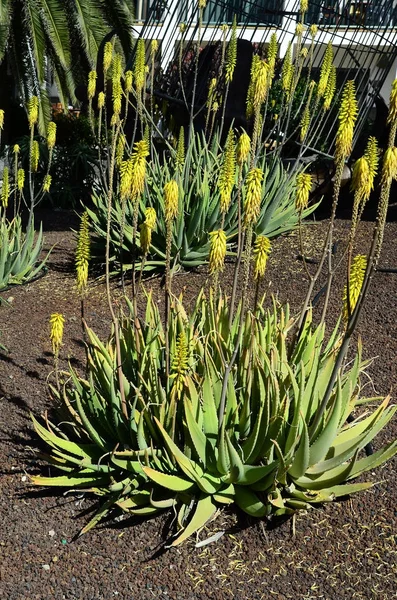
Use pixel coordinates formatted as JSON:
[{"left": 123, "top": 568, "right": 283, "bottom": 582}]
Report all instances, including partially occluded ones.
[{"left": 0, "top": 210, "right": 396, "bottom": 600}]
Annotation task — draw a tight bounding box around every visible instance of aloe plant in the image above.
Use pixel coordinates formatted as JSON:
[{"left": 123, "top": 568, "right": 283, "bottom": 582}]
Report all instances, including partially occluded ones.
[
  {"left": 31, "top": 293, "right": 396, "bottom": 544},
  {"left": 87, "top": 131, "right": 317, "bottom": 274},
  {"left": 0, "top": 217, "right": 48, "bottom": 291}
]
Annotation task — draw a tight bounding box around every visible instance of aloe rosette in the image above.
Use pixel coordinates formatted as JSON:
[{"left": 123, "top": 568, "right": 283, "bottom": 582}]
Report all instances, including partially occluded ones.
[{"left": 31, "top": 293, "right": 396, "bottom": 544}]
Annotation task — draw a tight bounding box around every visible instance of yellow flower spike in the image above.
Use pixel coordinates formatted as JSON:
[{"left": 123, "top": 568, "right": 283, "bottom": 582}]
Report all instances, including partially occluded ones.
[
  {"left": 218, "top": 130, "right": 236, "bottom": 214},
  {"left": 343, "top": 255, "right": 367, "bottom": 322},
  {"left": 225, "top": 16, "right": 237, "bottom": 83},
  {"left": 296, "top": 172, "right": 312, "bottom": 211},
  {"left": 236, "top": 131, "right": 251, "bottom": 166},
  {"left": 253, "top": 59, "right": 270, "bottom": 108},
  {"left": 97, "top": 92, "right": 105, "bottom": 110},
  {"left": 75, "top": 212, "right": 90, "bottom": 294},
  {"left": 300, "top": 0, "right": 309, "bottom": 12},
  {"left": 246, "top": 54, "right": 260, "bottom": 117},
  {"left": 335, "top": 80, "right": 358, "bottom": 162},
  {"left": 13, "top": 144, "right": 20, "bottom": 154},
  {"left": 171, "top": 332, "right": 189, "bottom": 397},
  {"left": 116, "top": 134, "right": 126, "bottom": 168},
  {"left": 179, "top": 23, "right": 186, "bottom": 33},
  {"left": 317, "top": 42, "right": 333, "bottom": 98},
  {"left": 310, "top": 24, "right": 318, "bottom": 38},
  {"left": 212, "top": 100, "right": 219, "bottom": 113},
  {"left": 253, "top": 235, "right": 271, "bottom": 279},
  {"left": 281, "top": 43, "right": 293, "bottom": 98},
  {"left": 244, "top": 168, "right": 264, "bottom": 228},
  {"left": 120, "top": 139, "right": 150, "bottom": 200},
  {"left": 207, "top": 77, "right": 217, "bottom": 110},
  {"left": 31, "top": 140, "right": 40, "bottom": 172},
  {"left": 140, "top": 208, "right": 156, "bottom": 254},
  {"left": 130, "top": 139, "right": 149, "bottom": 199},
  {"left": 0, "top": 109, "right": 4, "bottom": 129},
  {"left": 125, "top": 70, "right": 133, "bottom": 93},
  {"left": 198, "top": 0, "right": 207, "bottom": 9},
  {"left": 296, "top": 22, "right": 304, "bottom": 36},
  {"left": 49, "top": 313, "right": 65, "bottom": 355},
  {"left": 119, "top": 158, "right": 133, "bottom": 200},
  {"left": 300, "top": 47, "right": 309, "bottom": 59},
  {"left": 164, "top": 180, "right": 179, "bottom": 223},
  {"left": 28, "top": 96, "right": 39, "bottom": 128},
  {"left": 267, "top": 33, "right": 278, "bottom": 81},
  {"left": 300, "top": 109, "right": 310, "bottom": 142},
  {"left": 151, "top": 39, "right": 159, "bottom": 55},
  {"left": 140, "top": 222, "right": 152, "bottom": 254},
  {"left": 103, "top": 41, "right": 113, "bottom": 74},
  {"left": 17, "top": 168, "right": 25, "bottom": 191},
  {"left": 47, "top": 122, "right": 56, "bottom": 150},
  {"left": 43, "top": 174, "right": 52, "bottom": 193},
  {"left": 176, "top": 126, "right": 185, "bottom": 171},
  {"left": 87, "top": 71, "right": 97, "bottom": 101},
  {"left": 112, "top": 54, "right": 123, "bottom": 116},
  {"left": 1, "top": 167, "right": 9, "bottom": 208},
  {"left": 323, "top": 64, "right": 336, "bottom": 111},
  {"left": 364, "top": 136, "right": 379, "bottom": 184},
  {"left": 381, "top": 146, "right": 397, "bottom": 184},
  {"left": 351, "top": 157, "right": 370, "bottom": 202},
  {"left": 387, "top": 78, "right": 397, "bottom": 126},
  {"left": 209, "top": 229, "right": 227, "bottom": 274},
  {"left": 134, "top": 39, "right": 146, "bottom": 93},
  {"left": 145, "top": 207, "right": 157, "bottom": 230}
]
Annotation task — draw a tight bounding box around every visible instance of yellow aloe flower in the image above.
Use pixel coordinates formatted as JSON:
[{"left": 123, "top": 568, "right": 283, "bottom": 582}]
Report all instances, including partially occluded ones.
[
  {"left": 253, "top": 235, "right": 271, "bottom": 279},
  {"left": 236, "top": 132, "right": 251, "bottom": 166},
  {"left": 134, "top": 39, "right": 146, "bottom": 93},
  {"left": 97, "top": 92, "right": 105, "bottom": 110},
  {"left": 218, "top": 130, "right": 236, "bottom": 214},
  {"left": 335, "top": 80, "right": 358, "bottom": 162},
  {"left": 47, "top": 122, "right": 57, "bottom": 150},
  {"left": 50, "top": 313, "right": 65, "bottom": 355},
  {"left": 43, "top": 174, "right": 52, "bottom": 193},
  {"left": 164, "top": 180, "right": 179, "bottom": 222},
  {"left": 225, "top": 16, "right": 237, "bottom": 83},
  {"left": 75, "top": 212, "right": 90, "bottom": 293},
  {"left": 17, "top": 168, "right": 25, "bottom": 191},
  {"left": 244, "top": 168, "right": 264, "bottom": 228},
  {"left": 1, "top": 167, "right": 9, "bottom": 208},
  {"left": 296, "top": 172, "right": 312, "bottom": 211},
  {"left": 343, "top": 255, "right": 367, "bottom": 322},
  {"left": 209, "top": 229, "right": 227, "bottom": 273},
  {"left": 87, "top": 71, "right": 97, "bottom": 100},
  {"left": 103, "top": 41, "right": 113, "bottom": 74},
  {"left": 31, "top": 140, "right": 40, "bottom": 172},
  {"left": 125, "top": 70, "right": 133, "bottom": 93},
  {"left": 28, "top": 96, "right": 39, "bottom": 128}
]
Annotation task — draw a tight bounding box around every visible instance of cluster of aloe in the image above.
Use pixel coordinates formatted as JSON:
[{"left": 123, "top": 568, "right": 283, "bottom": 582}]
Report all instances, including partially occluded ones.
[
  {"left": 32, "top": 292, "right": 396, "bottom": 544},
  {"left": 29, "top": 14, "right": 397, "bottom": 547},
  {"left": 87, "top": 130, "right": 315, "bottom": 274},
  {"left": 0, "top": 217, "right": 48, "bottom": 291}
]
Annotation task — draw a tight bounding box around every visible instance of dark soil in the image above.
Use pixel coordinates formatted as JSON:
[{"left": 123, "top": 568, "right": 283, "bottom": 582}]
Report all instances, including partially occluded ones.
[{"left": 0, "top": 210, "right": 396, "bottom": 600}]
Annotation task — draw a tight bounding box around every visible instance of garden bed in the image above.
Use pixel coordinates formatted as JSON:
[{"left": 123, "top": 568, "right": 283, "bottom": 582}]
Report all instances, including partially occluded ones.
[{"left": 0, "top": 211, "right": 396, "bottom": 600}]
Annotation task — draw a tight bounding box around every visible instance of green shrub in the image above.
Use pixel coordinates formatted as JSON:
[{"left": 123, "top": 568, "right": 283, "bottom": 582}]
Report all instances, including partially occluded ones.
[
  {"left": 0, "top": 217, "right": 48, "bottom": 291},
  {"left": 32, "top": 293, "right": 396, "bottom": 544},
  {"left": 87, "top": 131, "right": 317, "bottom": 274}
]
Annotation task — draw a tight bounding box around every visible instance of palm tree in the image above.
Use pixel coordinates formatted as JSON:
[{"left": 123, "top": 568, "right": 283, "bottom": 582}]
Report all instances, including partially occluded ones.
[{"left": 0, "top": 0, "right": 135, "bottom": 135}]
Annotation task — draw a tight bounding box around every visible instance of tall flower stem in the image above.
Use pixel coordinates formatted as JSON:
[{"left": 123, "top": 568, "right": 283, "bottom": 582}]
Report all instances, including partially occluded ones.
[
  {"left": 189, "top": 6, "right": 203, "bottom": 145},
  {"left": 218, "top": 224, "right": 253, "bottom": 424},
  {"left": 229, "top": 167, "right": 244, "bottom": 325},
  {"left": 105, "top": 121, "right": 128, "bottom": 420}
]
